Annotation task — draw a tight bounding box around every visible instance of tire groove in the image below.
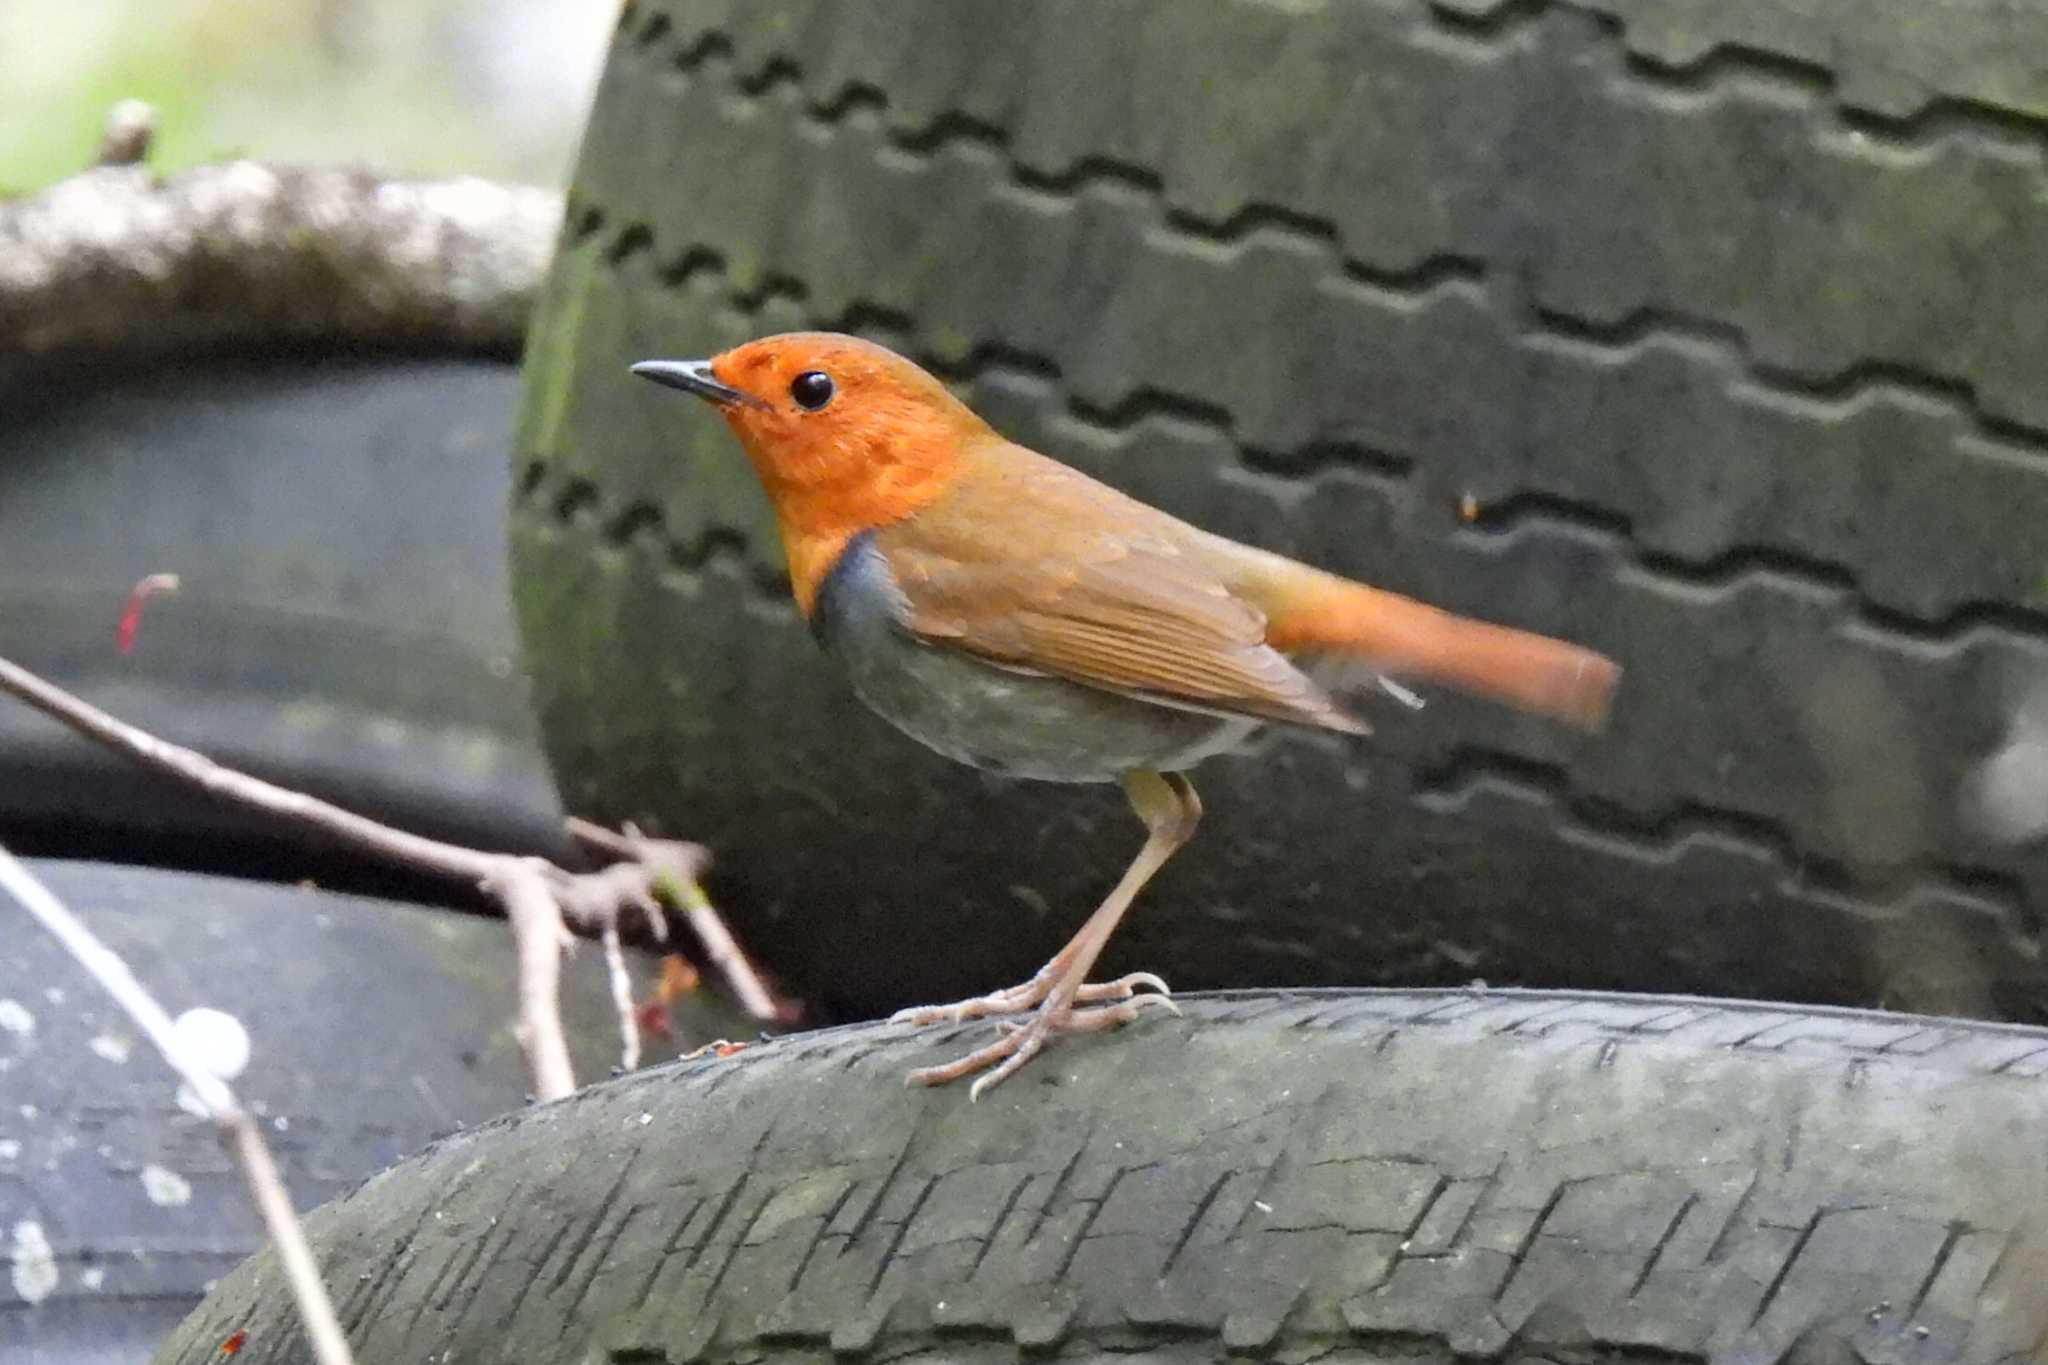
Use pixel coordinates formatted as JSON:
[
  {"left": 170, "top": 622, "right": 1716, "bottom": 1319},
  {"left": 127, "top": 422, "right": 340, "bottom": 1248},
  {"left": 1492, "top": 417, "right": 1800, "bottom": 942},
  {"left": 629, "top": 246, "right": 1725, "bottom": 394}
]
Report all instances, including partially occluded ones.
[
  {"left": 1705, "top": 1169, "right": 1763, "bottom": 1264},
  {"left": 789, "top": 1179, "right": 861, "bottom": 1292},
  {"left": 1054, "top": 1165, "right": 1130, "bottom": 1283},
  {"left": 1400, "top": 1174, "right": 1452, "bottom": 1248},
  {"left": 969, "top": 1173, "right": 1035, "bottom": 1279},
  {"left": 551, "top": 1152, "right": 644, "bottom": 1293},
  {"left": 405, "top": 1240, "right": 478, "bottom": 1341},
  {"left": 624, "top": 1190, "right": 703, "bottom": 1317},
  {"left": 866, "top": 1174, "right": 940, "bottom": 1297},
  {"left": 841, "top": 1133, "right": 918, "bottom": 1255},
  {"left": 1907, "top": 1221, "right": 1969, "bottom": 1321},
  {"left": 700, "top": 1188, "right": 774, "bottom": 1305},
  {"left": 1160, "top": 1169, "right": 1234, "bottom": 1277},
  {"left": 565, "top": 1203, "right": 648, "bottom": 1320},
  {"left": 1411, "top": 746, "right": 2032, "bottom": 943},
  {"left": 1629, "top": 1193, "right": 1699, "bottom": 1299},
  {"left": 684, "top": 1131, "right": 772, "bottom": 1275},
  {"left": 344, "top": 1195, "right": 440, "bottom": 1337},
  {"left": 440, "top": 1180, "right": 530, "bottom": 1339},
  {"left": 1749, "top": 1205, "right": 1829, "bottom": 1327},
  {"left": 1555, "top": 0, "right": 2048, "bottom": 147},
  {"left": 1025, "top": 1140, "right": 1089, "bottom": 1246},
  {"left": 1493, "top": 1182, "right": 1569, "bottom": 1303}
]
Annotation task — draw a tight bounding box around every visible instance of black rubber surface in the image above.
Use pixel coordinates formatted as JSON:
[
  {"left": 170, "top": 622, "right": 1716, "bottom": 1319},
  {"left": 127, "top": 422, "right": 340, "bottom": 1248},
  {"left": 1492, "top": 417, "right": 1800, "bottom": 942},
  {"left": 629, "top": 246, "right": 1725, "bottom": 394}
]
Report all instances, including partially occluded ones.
[
  {"left": 0, "top": 859, "right": 744, "bottom": 1365},
  {"left": 509, "top": 0, "right": 2048, "bottom": 1022},
  {"left": 157, "top": 988, "right": 2048, "bottom": 1364},
  {"left": 0, "top": 354, "right": 566, "bottom": 880}
]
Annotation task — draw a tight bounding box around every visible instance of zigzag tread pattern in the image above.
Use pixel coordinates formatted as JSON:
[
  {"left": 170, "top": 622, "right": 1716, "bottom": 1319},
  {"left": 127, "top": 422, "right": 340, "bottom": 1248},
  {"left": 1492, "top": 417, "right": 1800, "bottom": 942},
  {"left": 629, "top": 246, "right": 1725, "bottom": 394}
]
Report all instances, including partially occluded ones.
[
  {"left": 157, "top": 992, "right": 2048, "bottom": 1364},
  {"left": 600, "top": 0, "right": 2048, "bottom": 431}
]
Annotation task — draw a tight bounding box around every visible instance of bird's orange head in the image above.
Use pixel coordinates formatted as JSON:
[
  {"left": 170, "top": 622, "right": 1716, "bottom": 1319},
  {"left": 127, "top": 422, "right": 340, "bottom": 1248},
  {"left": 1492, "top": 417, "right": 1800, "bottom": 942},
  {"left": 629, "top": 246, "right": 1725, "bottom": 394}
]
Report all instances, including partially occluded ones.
[{"left": 633, "top": 332, "right": 987, "bottom": 612}]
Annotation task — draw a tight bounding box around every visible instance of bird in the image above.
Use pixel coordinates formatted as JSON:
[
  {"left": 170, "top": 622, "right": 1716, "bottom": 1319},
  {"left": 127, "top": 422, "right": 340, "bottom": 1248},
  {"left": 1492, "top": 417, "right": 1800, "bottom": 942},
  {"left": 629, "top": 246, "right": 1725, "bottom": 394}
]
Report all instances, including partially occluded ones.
[{"left": 632, "top": 332, "right": 1620, "bottom": 1099}]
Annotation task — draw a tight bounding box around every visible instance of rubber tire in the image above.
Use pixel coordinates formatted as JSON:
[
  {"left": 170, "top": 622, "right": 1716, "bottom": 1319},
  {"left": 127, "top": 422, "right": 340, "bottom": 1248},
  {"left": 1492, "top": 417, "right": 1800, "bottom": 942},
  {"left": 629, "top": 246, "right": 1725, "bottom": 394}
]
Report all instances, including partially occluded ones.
[
  {"left": 511, "top": 0, "right": 2048, "bottom": 1022},
  {"left": 0, "top": 354, "right": 567, "bottom": 882},
  {"left": 157, "top": 987, "right": 2048, "bottom": 1364},
  {"left": 0, "top": 859, "right": 747, "bottom": 1365}
]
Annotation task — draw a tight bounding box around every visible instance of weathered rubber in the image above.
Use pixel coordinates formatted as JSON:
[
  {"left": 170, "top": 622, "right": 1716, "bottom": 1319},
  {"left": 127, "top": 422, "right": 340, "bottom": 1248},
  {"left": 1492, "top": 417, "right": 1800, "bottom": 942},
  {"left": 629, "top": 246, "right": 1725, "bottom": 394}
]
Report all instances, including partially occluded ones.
[
  {"left": 157, "top": 989, "right": 2048, "bottom": 1364},
  {"left": 0, "top": 859, "right": 748, "bottom": 1365},
  {"left": 0, "top": 355, "right": 566, "bottom": 882},
  {"left": 510, "top": 0, "right": 2048, "bottom": 1021}
]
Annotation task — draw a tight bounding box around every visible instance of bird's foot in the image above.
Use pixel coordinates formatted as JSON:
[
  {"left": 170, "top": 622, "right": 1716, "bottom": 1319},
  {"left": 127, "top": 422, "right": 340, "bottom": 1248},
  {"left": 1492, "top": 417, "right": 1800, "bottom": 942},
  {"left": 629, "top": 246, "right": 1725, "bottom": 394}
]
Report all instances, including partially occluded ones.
[
  {"left": 903, "top": 992, "right": 1180, "bottom": 1101},
  {"left": 889, "top": 970, "right": 1171, "bottom": 1027}
]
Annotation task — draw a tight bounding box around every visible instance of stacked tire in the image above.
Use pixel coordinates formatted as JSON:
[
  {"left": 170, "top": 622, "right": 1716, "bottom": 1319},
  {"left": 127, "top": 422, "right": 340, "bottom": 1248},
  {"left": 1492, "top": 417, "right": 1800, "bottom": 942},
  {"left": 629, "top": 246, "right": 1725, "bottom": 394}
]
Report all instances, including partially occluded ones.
[{"left": 0, "top": 355, "right": 636, "bottom": 1362}]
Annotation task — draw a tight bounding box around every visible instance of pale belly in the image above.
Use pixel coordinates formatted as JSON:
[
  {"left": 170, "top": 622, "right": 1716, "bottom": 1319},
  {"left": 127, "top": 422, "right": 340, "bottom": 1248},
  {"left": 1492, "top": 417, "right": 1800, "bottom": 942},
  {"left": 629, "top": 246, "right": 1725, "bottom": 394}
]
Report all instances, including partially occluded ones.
[{"left": 815, "top": 538, "right": 1257, "bottom": 784}]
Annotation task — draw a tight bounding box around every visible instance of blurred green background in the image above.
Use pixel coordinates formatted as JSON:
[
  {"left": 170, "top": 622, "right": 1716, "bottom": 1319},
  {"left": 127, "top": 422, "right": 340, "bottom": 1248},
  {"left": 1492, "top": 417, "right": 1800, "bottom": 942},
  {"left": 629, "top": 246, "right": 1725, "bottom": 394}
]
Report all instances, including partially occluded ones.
[{"left": 0, "top": 0, "right": 618, "bottom": 193}]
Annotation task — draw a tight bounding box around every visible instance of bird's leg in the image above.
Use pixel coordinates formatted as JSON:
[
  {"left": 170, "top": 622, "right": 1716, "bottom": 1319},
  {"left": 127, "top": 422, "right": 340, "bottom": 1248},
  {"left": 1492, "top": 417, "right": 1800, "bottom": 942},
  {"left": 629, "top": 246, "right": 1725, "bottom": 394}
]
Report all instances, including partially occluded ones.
[
  {"left": 890, "top": 771, "right": 1197, "bottom": 1028},
  {"left": 888, "top": 773, "right": 1193, "bottom": 1027},
  {"left": 903, "top": 769, "right": 1201, "bottom": 1099}
]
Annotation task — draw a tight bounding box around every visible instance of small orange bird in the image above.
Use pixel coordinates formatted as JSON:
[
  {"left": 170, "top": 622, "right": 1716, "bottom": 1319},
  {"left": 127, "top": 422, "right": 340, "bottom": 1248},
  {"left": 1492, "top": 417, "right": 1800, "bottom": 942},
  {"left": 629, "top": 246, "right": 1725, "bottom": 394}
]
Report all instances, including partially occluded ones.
[{"left": 634, "top": 334, "right": 1619, "bottom": 1098}]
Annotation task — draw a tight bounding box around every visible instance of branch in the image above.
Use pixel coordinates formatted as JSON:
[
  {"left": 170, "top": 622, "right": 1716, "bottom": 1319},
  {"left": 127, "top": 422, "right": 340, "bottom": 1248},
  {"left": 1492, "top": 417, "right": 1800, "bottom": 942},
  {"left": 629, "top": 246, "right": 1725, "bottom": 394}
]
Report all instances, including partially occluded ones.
[
  {"left": 0, "top": 848, "right": 355, "bottom": 1365},
  {"left": 0, "top": 651, "right": 793, "bottom": 1100},
  {"left": 1, "top": 113, "right": 560, "bottom": 363},
  {"left": 567, "top": 818, "right": 788, "bottom": 1025}
]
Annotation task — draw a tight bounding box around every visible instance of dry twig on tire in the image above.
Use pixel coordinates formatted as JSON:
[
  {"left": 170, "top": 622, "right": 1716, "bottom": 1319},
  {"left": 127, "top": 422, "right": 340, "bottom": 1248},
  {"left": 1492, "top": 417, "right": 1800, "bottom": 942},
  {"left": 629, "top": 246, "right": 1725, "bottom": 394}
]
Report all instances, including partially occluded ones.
[{"left": 0, "top": 651, "right": 790, "bottom": 1101}]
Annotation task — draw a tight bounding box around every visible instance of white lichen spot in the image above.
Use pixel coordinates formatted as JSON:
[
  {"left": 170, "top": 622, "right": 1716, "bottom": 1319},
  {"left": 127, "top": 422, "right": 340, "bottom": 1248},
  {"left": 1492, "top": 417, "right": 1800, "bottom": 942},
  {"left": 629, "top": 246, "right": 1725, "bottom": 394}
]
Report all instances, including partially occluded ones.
[
  {"left": 88, "top": 1034, "right": 131, "bottom": 1064},
  {"left": 9, "top": 1221, "right": 57, "bottom": 1304},
  {"left": 0, "top": 1140, "right": 18, "bottom": 1161},
  {"left": 80, "top": 1265, "right": 105, "bottom": 1291},
  {"left": 141, "top": 1163, "right": 193, "bottom": 1207},
  {"left": 170, "top": 1008, "right": 250, "bottom": 1080},
  {"left": 41, "top": 987, "right": 63, "bottom": 1006},
  {"left": 0, "top": 999, "right": 33, "bottom": 1037},
  {"left": 17, "top": 1104, "right": 37, "bottom": 1121}
]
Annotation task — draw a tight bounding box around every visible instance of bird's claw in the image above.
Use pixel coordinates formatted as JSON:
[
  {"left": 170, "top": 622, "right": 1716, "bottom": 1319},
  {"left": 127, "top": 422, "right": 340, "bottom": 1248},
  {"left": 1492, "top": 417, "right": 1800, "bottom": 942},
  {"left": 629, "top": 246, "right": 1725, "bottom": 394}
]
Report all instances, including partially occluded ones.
[
  {"left": 889, "top": 970, "right": 1172, "bottom": 1027},
  {"left": 903, "top": 992, "right": 1178, "bottom": 1099}
]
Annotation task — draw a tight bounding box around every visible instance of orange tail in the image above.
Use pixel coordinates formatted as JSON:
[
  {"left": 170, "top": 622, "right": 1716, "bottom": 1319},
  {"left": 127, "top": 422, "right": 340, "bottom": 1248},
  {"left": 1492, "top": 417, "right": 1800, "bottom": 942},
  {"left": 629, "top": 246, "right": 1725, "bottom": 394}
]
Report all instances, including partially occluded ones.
[{"left": 1265, "top": 578, "right": 1620, "bottom": 731}]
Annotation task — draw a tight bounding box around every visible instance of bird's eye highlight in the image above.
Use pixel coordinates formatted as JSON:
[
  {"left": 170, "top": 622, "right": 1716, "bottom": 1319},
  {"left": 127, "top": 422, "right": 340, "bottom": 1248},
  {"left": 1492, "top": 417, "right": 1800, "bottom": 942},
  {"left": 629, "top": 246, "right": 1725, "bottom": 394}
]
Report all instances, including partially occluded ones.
[{"left": 790, "top": 371, "right": 835, "bottom": 411}]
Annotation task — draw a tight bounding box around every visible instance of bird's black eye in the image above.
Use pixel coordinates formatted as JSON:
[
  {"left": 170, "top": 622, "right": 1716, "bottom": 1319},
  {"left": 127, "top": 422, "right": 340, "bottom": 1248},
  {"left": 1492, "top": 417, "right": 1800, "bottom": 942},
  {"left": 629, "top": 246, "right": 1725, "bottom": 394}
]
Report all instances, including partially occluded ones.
[{"left": 790, "top": 370, "right": 835, "bottom": 411}]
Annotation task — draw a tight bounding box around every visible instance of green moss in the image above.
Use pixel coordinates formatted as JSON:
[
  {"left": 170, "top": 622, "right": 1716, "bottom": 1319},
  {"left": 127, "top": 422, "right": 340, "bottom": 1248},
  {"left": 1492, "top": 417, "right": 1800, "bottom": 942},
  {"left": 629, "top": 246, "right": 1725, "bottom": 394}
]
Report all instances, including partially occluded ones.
[{"left": 516, "top": 242, "right": 598, "bottom": 464}]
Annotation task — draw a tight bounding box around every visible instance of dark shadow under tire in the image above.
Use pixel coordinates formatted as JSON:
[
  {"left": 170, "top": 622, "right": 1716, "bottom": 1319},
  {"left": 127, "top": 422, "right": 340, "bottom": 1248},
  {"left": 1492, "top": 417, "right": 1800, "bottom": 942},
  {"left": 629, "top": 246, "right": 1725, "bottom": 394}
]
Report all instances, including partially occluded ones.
[
  {"left": 158, "top": 989, "right": 2048, "bottom": 1364},
  {"left": 0, "top": 859, "right": 744, "bottom": 1365}
]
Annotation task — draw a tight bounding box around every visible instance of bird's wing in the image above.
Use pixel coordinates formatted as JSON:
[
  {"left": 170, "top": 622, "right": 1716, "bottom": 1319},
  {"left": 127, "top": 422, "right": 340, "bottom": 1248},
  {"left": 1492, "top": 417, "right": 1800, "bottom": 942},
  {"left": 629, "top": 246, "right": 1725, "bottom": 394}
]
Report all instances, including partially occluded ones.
[{"left": 871, "top": 440, "right": 1366, "bottom": 735}]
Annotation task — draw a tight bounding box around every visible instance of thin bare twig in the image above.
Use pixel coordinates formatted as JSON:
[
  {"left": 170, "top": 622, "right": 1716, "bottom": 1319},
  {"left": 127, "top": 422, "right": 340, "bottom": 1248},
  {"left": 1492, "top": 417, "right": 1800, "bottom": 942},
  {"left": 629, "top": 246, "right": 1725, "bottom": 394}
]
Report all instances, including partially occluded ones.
[
  {"left": 0, "top": 848, "right": 354, "bottom": 1365},
  {"left": 601, "top": 926, "right": 640, "bottom": 1074},
  {"left": 0, "top": 651, "right": 791, "bottom": 1100},
  {"left": 567, "top": 818, "right": 787, "bottom": 1024},
  {"left": 487, "top": 863, "right": 578, "bottom": 1100}
]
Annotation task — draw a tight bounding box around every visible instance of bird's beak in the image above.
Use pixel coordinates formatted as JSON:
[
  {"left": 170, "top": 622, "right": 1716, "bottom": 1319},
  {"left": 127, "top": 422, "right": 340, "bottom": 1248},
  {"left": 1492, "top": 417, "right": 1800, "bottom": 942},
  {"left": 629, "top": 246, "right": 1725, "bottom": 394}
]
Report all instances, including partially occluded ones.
[{"left": 630, "top": 358, "right": 765, "bottom": 409}]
